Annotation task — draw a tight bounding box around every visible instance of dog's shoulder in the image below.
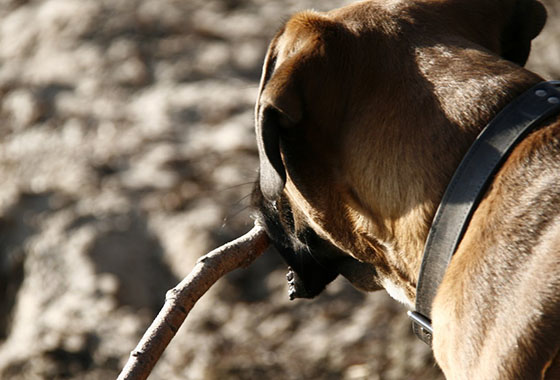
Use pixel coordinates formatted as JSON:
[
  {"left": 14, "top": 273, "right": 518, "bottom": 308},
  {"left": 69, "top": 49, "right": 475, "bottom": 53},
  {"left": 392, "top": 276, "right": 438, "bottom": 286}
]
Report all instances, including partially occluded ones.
[{"left": 434, "top": 115, "right": 560, "bottom": 377}]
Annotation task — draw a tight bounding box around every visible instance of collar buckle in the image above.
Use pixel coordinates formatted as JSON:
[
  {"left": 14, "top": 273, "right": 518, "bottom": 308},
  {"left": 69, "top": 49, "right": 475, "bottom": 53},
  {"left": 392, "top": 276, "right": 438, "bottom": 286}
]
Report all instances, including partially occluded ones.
[{"left": 408, "top": 311, "right": 433, "bottom": 345}]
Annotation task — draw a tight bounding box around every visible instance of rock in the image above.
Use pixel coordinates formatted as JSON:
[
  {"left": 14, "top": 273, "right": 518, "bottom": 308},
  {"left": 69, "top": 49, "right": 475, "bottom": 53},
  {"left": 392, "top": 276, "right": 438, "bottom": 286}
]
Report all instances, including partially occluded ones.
[{"left": 2, "top": 89, "right": 44, "bottom": 129}]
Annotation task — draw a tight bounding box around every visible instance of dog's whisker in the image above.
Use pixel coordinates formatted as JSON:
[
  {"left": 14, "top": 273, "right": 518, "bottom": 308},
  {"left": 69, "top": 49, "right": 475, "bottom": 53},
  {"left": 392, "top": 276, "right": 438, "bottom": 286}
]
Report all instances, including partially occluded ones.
[
  {"left": 221, "top": 204, "right": 251, "bottom": 228},
  {"left": 214, "top": 181, "right": 255, "bottom": 193}
]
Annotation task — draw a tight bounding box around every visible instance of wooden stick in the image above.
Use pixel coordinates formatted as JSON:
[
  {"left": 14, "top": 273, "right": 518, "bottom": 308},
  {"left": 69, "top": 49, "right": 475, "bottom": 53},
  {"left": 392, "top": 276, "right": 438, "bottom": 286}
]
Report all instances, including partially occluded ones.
[{"left": 117, "top": 223, "right": 270, "bottom": 380}]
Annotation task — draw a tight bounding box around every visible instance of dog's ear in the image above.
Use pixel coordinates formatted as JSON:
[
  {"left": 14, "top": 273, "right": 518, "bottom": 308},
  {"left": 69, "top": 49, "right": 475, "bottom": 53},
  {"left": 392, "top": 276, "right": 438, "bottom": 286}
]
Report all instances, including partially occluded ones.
[
  {"left": 255, "top": 12, "right": 339, "bottom": 201},
  {"left": 255, "top": 31, "right": 304, "bottom": 201},
  {"left": 256, "top": 105, "right": 291, "bottom": 202},
  {"left": 501, "top": 0, "right": 547, "bottom": 66}
]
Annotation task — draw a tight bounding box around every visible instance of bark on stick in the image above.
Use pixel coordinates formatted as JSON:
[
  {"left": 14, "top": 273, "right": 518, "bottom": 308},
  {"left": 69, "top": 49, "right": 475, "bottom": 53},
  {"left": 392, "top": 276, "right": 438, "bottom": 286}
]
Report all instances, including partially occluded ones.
[{"left": 117, "top": 223, "right": 270, "bottom": 380}]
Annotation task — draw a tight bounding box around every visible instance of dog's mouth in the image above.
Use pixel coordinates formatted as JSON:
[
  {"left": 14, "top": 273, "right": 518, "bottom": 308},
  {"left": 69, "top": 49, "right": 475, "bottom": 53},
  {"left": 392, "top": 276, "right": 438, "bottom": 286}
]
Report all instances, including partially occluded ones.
[
  {"left": 252, "top": 185, "right": 339, "bottom": 298},
  {"left": 252, "top": 183, "right": 381, "bottom": 299}
]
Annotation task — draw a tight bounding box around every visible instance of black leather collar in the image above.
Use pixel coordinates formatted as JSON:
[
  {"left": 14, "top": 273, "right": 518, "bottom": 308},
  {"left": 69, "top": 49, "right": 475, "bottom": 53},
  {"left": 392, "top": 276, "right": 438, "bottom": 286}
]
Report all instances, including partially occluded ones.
[{"left": 408, "top": 81, "right": 560, "bottom": 345}]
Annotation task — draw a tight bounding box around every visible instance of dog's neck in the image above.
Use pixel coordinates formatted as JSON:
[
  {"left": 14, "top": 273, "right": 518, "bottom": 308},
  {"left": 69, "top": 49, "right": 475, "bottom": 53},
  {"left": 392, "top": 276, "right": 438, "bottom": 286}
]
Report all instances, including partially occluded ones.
[{"left": 341, "top": 45, "right": 542, "bottom": 305}]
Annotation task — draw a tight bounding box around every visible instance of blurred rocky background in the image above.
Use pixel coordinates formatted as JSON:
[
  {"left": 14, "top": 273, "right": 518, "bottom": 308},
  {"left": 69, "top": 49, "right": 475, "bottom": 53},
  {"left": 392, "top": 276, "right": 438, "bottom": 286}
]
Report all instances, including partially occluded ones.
[{"left": 0, "top": 0, "right": 558, "bottom": 379}]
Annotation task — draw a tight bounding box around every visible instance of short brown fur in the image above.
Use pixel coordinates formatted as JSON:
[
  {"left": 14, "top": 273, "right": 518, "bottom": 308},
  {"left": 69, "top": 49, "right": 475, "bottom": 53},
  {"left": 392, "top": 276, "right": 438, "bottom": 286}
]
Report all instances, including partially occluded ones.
[{"left": 254, "top": 0, "right": 559, "bottom": 378}]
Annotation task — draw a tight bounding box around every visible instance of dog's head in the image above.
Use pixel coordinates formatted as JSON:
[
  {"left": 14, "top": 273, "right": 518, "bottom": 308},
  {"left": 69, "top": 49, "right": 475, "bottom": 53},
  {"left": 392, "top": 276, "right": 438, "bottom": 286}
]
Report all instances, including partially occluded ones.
[{"left": 252, "top": 0, "right": 546, "bottom": 301}]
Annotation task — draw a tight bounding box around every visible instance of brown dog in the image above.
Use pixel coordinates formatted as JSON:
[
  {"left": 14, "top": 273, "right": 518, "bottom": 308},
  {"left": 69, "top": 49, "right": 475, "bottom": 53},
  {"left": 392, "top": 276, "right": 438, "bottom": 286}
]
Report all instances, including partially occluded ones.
[{"left": 252, "top": 0, "right": 560, "bottom": 378}]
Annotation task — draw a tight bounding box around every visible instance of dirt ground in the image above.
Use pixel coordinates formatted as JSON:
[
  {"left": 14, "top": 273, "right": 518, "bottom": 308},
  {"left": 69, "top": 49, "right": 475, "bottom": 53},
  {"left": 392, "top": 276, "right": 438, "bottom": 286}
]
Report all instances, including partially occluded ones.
[{"left": 0, "top": 1, "right": 558, "bottom": 379}]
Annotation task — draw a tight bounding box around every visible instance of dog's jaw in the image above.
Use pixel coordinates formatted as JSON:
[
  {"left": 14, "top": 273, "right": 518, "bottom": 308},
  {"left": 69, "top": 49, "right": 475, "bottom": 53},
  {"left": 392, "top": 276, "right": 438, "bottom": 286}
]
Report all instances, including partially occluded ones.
[
  {"left": 252, "top": 183, "right": 384, "bottom": 298},
  {"left": 252, "top": 186, "right": 341, "bottom": 298}
]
